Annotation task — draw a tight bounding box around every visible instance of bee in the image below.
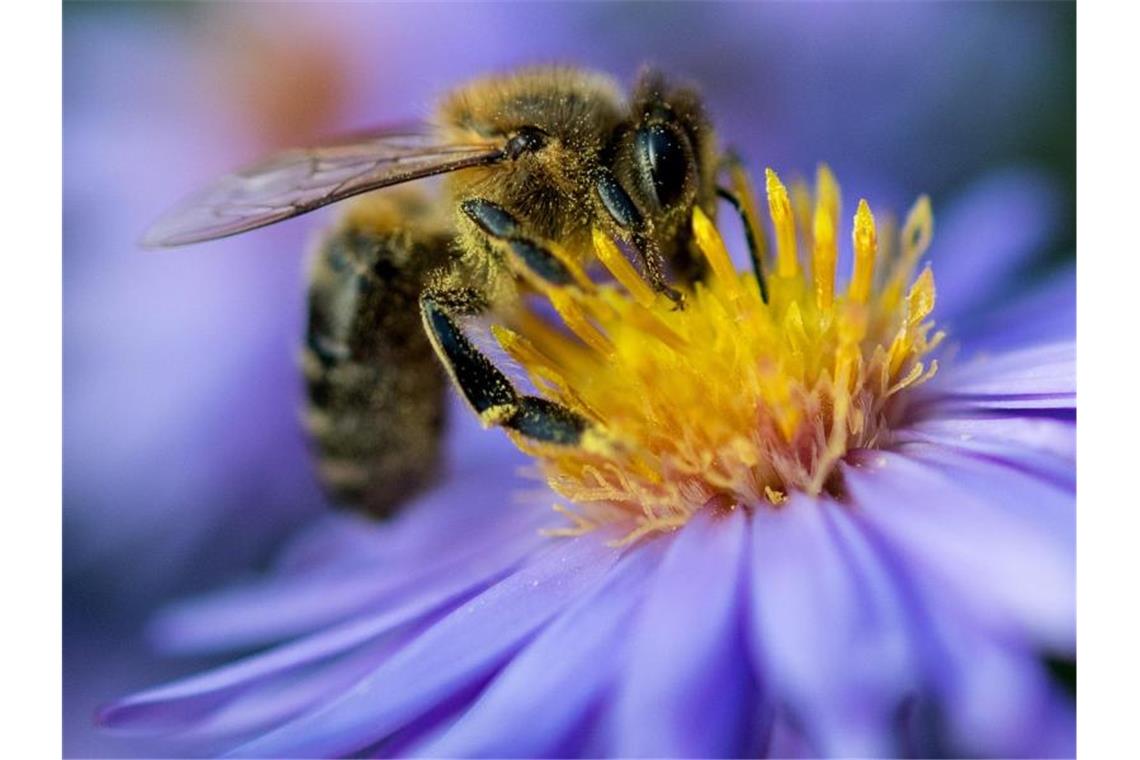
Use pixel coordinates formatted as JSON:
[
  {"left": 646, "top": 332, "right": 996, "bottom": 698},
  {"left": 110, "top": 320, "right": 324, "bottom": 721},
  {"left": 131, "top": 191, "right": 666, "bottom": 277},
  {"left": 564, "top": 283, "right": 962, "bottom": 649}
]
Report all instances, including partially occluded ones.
[{"left": 145, "top": 66, "right": 764, "bottom": 518}]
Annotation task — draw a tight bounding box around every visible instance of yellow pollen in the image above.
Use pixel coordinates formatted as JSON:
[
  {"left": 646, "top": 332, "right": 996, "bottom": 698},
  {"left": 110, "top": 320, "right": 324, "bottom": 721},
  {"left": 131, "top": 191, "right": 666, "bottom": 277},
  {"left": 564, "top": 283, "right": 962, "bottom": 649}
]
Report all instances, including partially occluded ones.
[{"left": 490, "top": 168, "right": 943, "bottom": 539}]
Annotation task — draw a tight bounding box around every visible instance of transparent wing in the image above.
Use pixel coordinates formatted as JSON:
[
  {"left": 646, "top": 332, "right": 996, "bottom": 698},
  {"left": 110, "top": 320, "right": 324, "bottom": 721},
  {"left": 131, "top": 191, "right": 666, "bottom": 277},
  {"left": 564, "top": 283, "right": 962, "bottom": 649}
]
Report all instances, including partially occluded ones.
[{"left": 143, "top": 130, "right": 506, "bottom": 247}]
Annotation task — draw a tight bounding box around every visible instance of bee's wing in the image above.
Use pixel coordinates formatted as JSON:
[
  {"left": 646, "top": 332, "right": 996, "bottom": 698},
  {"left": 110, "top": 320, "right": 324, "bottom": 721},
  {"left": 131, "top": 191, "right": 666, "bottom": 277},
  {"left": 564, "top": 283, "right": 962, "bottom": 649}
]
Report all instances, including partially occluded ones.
[{"left": 143, "top": 131, "right": 506, "bottom": 247}]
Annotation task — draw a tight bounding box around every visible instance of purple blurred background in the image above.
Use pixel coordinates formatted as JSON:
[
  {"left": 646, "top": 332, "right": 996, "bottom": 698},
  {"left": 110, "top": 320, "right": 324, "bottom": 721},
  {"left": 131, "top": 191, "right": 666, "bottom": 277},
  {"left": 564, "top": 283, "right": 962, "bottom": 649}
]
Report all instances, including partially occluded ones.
[{"left": 63, "top": 3, "right": 1074, "bottom": 757}]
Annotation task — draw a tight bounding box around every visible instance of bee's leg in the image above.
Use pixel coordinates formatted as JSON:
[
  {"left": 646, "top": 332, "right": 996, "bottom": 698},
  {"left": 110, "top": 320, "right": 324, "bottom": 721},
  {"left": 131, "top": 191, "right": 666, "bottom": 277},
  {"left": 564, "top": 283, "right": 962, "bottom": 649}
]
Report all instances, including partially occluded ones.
[
  {"left": 716, "top": 187, "right": 769, "bottom": 303},
  {"left": 303, "top": 191, "right": 453, "bottom": 518},
  {"left": 462, "top": 194, "right": 683, "bottom": 309},
  {"left": 419, "top": 289, "right": 591, "bottom": 446},
  {"left": 460, "top": 199, "right": 580, "bottom": 289},
  {"left": 633, "top": 233, "right": 686, "bottom": 308},
  {"left": 593, "top": 169, "right": 687, "bottom": 307},
  {"left": 717, "top": 151, "right": 769, "bottom": 302}
]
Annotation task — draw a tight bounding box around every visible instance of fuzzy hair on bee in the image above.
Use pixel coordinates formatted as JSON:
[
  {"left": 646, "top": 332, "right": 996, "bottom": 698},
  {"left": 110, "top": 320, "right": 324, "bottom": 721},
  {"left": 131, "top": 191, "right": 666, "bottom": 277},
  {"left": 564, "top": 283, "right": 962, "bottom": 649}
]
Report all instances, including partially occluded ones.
[
  {"left": 435, "top": 67, "right": 720, "bottom": 307},
  {"left": 302, "top": 190, "right": 452, "bottom": 516},
  {"left": 145, "top": 65, "right": 764, "bottom": 518}
]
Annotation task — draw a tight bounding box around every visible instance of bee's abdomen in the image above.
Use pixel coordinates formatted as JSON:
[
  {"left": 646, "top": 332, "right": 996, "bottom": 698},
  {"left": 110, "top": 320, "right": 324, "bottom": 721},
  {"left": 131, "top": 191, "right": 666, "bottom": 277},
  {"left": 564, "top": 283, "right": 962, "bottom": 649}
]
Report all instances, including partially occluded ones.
[{"left": 302, "top": 194, "right": 452, "bottom": 518}]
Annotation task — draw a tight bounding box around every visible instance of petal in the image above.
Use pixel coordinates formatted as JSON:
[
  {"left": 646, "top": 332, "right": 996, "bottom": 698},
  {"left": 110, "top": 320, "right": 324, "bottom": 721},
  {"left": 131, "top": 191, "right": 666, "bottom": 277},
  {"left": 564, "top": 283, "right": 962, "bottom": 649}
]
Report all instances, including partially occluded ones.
[
  {"left": 98, "top": 545, "right": 519, "bottom": 733},
  {"left": 896, "top": 412, "right": 1074, "bottom": 491},
  {"left": 165, "top": 636, "right": 408, "bottom": 744},
  {"left": 923, "top": 608, "right": 1076, "bottom": 757},
  {"left": 882, "top": 441, "right": 1073, "bottom": 545},
  {"left": 152, "top": 507, "right": 547, "bottom": 654},
  {"left": 764, "top": 713, "right": 816, "bottom": 759},
  {"left": 927, "top": 167, "right": 1064, "bottom": 325},
  {"left": 923, "top": 341, "right": 1075, "bottom": 410},
  {"left": 612, "top": 507, "right": 755, "bottom": 758},
  {"left": 273, "top": 433, "right": 535, "bottom": 575},
  {"left": 228, "top": 532, "right": 623, "bottom": 758},
  {"left": 418, "top": 537, "right": 669, "bottom": 758},
  {"left": 865, "top": 529, "right": 1076, "bottom": 757},
  {"left": 749, "top": 494, "right": 917, "bottom": 757},
  {"left": 843, "top": 449, "right": 1074, "bottom": 651},
  {"left": 953, "top": 267, "right": 1074, "bottom": 354}
]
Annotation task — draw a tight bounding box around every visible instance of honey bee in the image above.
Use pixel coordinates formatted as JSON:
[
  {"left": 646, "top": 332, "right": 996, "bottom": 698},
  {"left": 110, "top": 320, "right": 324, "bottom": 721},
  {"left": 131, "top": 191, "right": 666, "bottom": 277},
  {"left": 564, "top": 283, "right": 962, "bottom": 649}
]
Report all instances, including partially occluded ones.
[{"left": 146, "top": 66, "right": 764, "bottom": 518}]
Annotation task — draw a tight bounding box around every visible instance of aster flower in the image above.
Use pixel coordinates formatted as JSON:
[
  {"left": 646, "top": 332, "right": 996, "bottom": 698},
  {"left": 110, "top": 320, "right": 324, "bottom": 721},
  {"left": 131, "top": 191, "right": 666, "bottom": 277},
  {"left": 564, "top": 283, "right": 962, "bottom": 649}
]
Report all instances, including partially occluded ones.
[{"left": 100, "top": 165, "right": 1074, "bottom": 758}]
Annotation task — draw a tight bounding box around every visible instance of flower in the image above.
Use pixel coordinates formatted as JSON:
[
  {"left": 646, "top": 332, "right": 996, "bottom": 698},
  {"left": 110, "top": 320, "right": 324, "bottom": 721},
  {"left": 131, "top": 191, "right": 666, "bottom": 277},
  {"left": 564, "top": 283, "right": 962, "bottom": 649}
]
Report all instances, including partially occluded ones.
[
  {"left": 487, "top": 167, "right": 940, "bottom": 543},
  {"left": 99, "top": 166, "right": 1074, "bottom": 758}
]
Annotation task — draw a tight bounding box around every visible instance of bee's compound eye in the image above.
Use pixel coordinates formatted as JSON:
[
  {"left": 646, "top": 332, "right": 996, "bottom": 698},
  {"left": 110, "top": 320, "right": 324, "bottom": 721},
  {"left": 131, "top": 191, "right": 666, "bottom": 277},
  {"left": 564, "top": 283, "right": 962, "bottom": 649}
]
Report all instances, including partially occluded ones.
[
  {"left": 505, "top": 127, "right": 549, "bottom": 159},
  {"left": 636, "top": 124, "right": 689, "bottom": 209}
]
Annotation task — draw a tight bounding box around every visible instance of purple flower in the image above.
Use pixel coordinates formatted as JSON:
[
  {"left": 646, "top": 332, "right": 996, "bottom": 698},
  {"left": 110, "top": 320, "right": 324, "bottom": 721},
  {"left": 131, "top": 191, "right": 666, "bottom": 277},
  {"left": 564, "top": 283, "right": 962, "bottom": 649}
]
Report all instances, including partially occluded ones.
[{"left": 99, "top": 166, "right": 1074, "bottom": 758}]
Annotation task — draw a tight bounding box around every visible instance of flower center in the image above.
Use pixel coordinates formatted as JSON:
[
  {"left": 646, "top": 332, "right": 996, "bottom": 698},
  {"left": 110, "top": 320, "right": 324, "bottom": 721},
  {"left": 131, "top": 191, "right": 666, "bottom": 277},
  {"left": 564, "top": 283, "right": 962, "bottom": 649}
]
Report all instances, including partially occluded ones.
[{"left": 492, "top": 166, "right": 942, "bottom": 541}]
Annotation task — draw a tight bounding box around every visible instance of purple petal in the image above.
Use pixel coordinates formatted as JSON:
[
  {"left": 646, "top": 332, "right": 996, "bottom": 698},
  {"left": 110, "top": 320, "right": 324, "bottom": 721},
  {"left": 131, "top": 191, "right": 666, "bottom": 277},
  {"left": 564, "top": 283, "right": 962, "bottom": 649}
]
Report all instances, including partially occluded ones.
[
  {"left": 892, "top": 444, "right": 1073, "bottom": 572},
  {"left": 764, "top": 713, "right": 816, "bottom": 759},
  {"left": 923, "top": 341, "right": 1075, "bottom": 411},
  {"left": 152, "top": 507, "right": 547, "bottom": 655},
  {"left": 98, "top": 544, "right": 520, "bottom": 733},
  {"left": 864, "top": 528, "right": 1076, "bottom": 757},
  {"left": 612, "top": 507, "right": 754, "bottom": 758},
  {"left": 417, "top": 538, "right": 669, "bottom": 758},
  {"left": 896, "top": 412, "right": 1074, "bottom": 491},
  {"left": 953, "top": 267, "right": 1074, "bottom": 354},
  {"left": 163, "top": 635, "right": 411, "bottom": 744},
  {"left": 927, "top": 167, "right": 1064, "bottom": 325},
  {"left": 228, "top": 532, "right": 623, "bottom": 758},
  {"left": 748, "top": 494, "right": 917, "bottom": 757},
  {"left": 271, "top": 428, "right": 535, "bottom": 575},
  {"left": 926, "top": 607, "right": 1075, "bottom": 757},
  {"left": 842, "top": 449, "right": 1074, "bottom": 651}
]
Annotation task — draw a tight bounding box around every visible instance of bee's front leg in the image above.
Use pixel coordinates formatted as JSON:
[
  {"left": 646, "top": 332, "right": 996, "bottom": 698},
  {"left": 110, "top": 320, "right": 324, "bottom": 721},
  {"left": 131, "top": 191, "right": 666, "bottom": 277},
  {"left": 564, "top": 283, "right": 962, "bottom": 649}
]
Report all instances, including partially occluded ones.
[
  {"left": 593, "top": 168, "right": 687, "bottom": 307},
  {"left": 419, "top": 288, "right": 590, "bottom": 447},
  {"left": 462, "top": 193, "right": 684, "bottom": 307},
  {"left": 459, "top": 198, "right": 582, "bottom": 290},
  {"left": 716, "top": 151, "right": 769, "bottom": 302}
]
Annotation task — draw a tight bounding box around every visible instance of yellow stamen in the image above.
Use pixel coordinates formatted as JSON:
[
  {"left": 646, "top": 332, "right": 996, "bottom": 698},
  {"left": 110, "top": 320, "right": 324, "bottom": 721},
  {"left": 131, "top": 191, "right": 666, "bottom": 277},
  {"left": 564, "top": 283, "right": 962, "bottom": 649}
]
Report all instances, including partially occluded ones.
[
  {"left": 790, "top": 177, "right": 813, "bottom": 247},
  {"left": 692, "top": 207, "right": 746, "bottom": 303},
  {"left": 766, "top": 169, "right": 799, "bottom": 279},
  {"left": 812, "top": 201, "right": 837, "bottom": 311},
  {"left": 591, "top": 228, "right": 659, "bottom": 309},
  {"left": 816, "top": 164, "right": 841, "bottom": 227},
  {"left": 849, "top": 199, "right": 877, "bottom": 304},
  {"left": 491, "top": 324, "right": 595, "bottom": 414},
  {"left": 902, "top": 195, "right": 934, "bottom": 265},
  {"left": 540, "top": 504, "right": 600, "bottom": 537},
  {"left": 764, "top": 486, "right": 787, "bottom": 505},
  {"left": 881, "top": 195, "right": 934, "bottom": 312},
  {"left": 905, "top": 265, "right": 937, "bottom": 327},
  {"left": 547, "top": 288, "right": 614, "bottom": 358}
]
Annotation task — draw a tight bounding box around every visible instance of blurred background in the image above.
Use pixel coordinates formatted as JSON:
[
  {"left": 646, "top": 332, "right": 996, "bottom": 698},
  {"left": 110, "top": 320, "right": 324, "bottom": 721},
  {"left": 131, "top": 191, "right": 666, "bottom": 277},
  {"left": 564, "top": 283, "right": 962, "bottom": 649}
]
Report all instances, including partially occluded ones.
[{"left": 63, "top": 2, "right": 1074, "bottom": 756}]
